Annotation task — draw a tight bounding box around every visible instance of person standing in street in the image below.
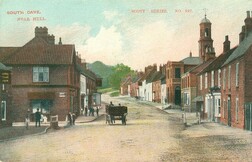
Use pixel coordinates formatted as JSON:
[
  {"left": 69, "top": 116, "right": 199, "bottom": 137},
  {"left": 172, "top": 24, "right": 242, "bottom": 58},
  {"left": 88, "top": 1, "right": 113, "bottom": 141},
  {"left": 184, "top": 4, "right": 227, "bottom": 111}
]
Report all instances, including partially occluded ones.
[
  {"left": 35, "top": 108, "right": 41, "bottom": 127},
  {"left": 25, "top": 114, "right": 30, "bottom": 130},
  {"left": 68, "top": 112, "right": 72, "bottom": 125},
  {"left": 72, "top": 112, "right": 76, "bottom": 125}
]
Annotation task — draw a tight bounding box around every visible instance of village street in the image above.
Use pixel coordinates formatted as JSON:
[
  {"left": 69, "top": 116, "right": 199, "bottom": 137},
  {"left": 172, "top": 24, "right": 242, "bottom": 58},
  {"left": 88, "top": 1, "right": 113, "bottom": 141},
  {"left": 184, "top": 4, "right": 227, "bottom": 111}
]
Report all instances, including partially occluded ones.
[{"left": 0, "top": 94, "right": 252, "bottom": 162}]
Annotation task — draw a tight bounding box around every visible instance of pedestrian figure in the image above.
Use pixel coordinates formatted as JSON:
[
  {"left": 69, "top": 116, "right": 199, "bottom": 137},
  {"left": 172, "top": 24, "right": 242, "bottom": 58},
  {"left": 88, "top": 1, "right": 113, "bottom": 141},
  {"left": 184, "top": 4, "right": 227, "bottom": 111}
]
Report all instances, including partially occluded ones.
[
  {"left": 91, "top": 107, "right": 95, "bottom": 116},
  {"left": 72, "top": 113, "right": 76, "bottom": 125},
  {"left": 109, "top": 101, "right": 115, "bottom": 124},
  {"left": 96, "top": 107, "right": 99, "bottom": 116},
  {"left": 35, "top": 108, "right": 41, "bottom": 127},
  {"left": 84, "top": 106, "right": 88, "bottom": 116},
  {"left": 110, "top": 101, "right": 114, "bottom": 106},
  {"left": 68, "top": 112, "right": 72, "bottom": 125},
  {"left": 25, "top": 114, "right": 30, "bottom": 130}
]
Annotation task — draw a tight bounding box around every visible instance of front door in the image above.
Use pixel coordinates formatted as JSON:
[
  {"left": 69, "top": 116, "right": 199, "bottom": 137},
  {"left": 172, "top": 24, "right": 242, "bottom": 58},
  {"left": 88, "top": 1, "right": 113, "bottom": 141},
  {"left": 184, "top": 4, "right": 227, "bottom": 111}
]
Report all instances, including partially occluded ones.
[
  {"left": 175, "top": 86, "right": 181, "bottom": 105},
  {"left": 245, "top": 103, "right": 252, "bottom": 131},
  {"left": 228, "top": 96, "right": 231, "bottom": 126}
]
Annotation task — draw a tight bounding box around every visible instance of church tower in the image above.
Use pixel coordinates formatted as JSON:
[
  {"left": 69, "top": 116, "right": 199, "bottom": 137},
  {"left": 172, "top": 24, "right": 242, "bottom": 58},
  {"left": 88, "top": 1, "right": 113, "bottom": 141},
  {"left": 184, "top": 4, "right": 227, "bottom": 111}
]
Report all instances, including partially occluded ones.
[{"left": 198, "top": 14, "right": 215, "bottom": 62}]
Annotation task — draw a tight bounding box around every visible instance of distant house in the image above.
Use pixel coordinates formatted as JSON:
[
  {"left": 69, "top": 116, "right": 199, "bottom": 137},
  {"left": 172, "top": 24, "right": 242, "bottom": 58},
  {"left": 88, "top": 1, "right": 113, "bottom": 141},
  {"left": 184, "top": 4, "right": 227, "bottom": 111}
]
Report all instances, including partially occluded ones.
[
  {"left": 166, "top": 52, "right": 201, "bottom": 108},
  {"left": 0, "top": 27, "right": 83, "bottom": 121},
  {"left": 0, "top": 61, "right": 12, "bottom": 127},
  {"left": 180, "top": 54, "right": 203, "bottom": 111},
  {"left": 130, "top": 71, "right": 144, "bottom": 98},
  {"left": 220, "top": 11, "right": 252, "bottom": 130},
  {"left": 138, "top": 64, "right": 157, "bottom": 101},
  {"left": 166, "top": 61, "right": 183, "bottom": 106},
  {"left": 120, "top": 75, "right": 131, "bottom": 96}
]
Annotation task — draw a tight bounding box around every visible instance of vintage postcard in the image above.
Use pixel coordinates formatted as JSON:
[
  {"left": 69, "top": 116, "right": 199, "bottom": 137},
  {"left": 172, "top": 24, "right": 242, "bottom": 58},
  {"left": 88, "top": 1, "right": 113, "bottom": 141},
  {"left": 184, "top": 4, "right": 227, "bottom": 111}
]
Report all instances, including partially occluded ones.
[{"left": 0, "top": 0, "right": 252, "bottom": 161}]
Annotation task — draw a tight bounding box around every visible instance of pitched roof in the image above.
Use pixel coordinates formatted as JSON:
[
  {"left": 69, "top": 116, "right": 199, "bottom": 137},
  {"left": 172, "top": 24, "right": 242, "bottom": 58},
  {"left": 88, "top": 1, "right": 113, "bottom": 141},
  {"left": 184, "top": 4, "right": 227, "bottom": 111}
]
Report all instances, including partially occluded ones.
[
  {"left": 223, "top": 32, "right": 252, "bottom": 66},
  {"left": 138, "top": 68, "right": 156, "bottom": 83},
  {"left": 0, "top": 47, "right": 19, "bottom": 61},
  {"left": 2, "top": 37, "right": 75, "bottom": 65},
  {"left": 76, "top": 64, "right": 97, "bottom": 81},
  {"left": 186, "top": 59, "right": 214, "bottom": 75},
  {"left": 199, "top": 46, "right": 237, "bottom": 74},
  {"left": 180, "top": 56, "right": 202, "bottom": 65},
  {"left": 146, "top": 71, "right": 162, "bottom": 83},
  {"left": 121, "top": 76, "right": 131, "bottom": 86}
]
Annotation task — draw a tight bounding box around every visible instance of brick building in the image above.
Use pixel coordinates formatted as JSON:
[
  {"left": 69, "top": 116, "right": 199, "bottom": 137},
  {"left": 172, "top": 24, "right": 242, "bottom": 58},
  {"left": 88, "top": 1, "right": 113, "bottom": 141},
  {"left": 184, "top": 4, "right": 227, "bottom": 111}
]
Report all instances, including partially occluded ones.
[
  {"left": 130, "top": 71, "right": 144, "bottom": 98},
  {"left": 197, "top": 36, "right": 236, "bottom": 122},
  {"left": 120, "top": 75, "right": 131, "bottom": 96},
  {"left": 0, "top": 27, "right": 82, "bottom": 122},
  {"left": 220, "top": 11, "right": 252, "bottom": 130},
  {"left": 0, "top": 61, "right": 12, "bottom": 127},
  {"left": 78, "top": 60, "right": 101, "bottom": 113},
  {"left": 167, "top": 53, "right": 201, "bottom": 108}
]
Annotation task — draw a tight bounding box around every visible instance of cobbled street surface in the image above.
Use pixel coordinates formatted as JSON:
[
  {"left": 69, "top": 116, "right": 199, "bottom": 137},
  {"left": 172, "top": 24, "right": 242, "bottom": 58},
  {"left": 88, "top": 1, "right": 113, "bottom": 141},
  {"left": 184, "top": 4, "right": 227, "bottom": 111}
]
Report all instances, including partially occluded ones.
[{"left": 0, "top": 94, "right": 252, "bottom": 162}]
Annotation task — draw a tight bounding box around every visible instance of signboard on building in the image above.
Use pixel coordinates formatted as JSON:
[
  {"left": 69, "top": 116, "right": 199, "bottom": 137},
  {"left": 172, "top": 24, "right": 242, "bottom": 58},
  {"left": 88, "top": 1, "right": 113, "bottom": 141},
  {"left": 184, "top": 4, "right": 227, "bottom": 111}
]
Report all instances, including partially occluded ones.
[
  {"left": 0, "top": 71, "right": 11, "bottom": 84},
  {"left": 59, "top": 92, "right": 66, "bottom": 98}
]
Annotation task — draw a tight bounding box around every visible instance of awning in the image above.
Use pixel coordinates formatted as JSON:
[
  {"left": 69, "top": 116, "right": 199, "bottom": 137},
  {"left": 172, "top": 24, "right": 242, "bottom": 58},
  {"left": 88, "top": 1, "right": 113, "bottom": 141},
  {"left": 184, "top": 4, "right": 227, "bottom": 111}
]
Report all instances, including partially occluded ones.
[{"left": 192, "top": 96, "right": 203, "bottom": 102}]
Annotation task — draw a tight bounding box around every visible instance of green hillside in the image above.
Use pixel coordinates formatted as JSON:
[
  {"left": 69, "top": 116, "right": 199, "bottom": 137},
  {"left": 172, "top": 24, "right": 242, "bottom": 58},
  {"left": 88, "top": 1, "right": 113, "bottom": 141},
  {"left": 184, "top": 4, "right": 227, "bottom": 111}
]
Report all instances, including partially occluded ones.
[{"left": 87, "top": 61, "right": 113, "bottom": 88}]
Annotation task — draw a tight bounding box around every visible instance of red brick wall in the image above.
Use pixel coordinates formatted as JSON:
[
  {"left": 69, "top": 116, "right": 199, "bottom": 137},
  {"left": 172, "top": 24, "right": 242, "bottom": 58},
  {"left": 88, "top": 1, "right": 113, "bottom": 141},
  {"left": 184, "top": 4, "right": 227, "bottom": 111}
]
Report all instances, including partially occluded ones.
[
  {"left": 220, "top": 57, "right": 245, "bottom": 129},
  {"left": 11, "top": 87, "right": 75, "bottom": 121},
  {"left": 11, "top": 65, "right": 70, "bottom": 85},
  {"left": 10, "top": 64, "right": 80, "bottom": 122},
  {"left": 153, "top": 80, "right": 161, "bottom": 103}
]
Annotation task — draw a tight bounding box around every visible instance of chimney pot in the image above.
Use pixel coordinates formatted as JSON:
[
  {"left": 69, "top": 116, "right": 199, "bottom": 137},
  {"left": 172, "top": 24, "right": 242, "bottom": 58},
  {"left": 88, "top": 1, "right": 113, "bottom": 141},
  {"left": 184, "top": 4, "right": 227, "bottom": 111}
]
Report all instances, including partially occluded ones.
[
  {"left": 247, "top": 11, "right": 250, "bottom": 18},
  {"left": 59, "top": 37, "right": 62, "bottom": 45},
  {"left": 225, "top": 35, "right": 229, "bottom": 41}
]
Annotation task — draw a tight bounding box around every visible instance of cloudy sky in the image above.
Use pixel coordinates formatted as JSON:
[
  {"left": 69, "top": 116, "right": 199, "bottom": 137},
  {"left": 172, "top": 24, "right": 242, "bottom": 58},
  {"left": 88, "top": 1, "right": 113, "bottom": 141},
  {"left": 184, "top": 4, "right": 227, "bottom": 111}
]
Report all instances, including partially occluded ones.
[{"left": 0, "top": 0, "right": 252, "bottom": 70}]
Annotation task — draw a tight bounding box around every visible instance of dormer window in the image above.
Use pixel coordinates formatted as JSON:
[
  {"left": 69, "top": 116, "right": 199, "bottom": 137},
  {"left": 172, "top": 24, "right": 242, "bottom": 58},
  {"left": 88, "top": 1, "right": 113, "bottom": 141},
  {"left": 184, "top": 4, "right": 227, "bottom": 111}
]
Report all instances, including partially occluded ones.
[{"left": 33, "top": 67, "right": 49, "bottom": 82}]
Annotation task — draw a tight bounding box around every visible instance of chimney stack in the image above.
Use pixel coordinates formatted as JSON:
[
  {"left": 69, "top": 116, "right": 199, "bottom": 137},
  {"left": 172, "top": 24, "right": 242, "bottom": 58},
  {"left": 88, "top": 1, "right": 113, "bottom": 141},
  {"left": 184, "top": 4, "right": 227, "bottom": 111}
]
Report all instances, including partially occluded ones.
[
  {"left": 189, "top": 51, "right": 192, "bottom": 57},
  {"left": 47, "top": 34, "right": 55, "bottom": 44},
  {"left": 245, "top": 11, "right": 252, "bottom": 36},
  {"left": 247, "top": 11, "right": 250, "bottom": 18},
  {"left": 239, "top": 25, "right": 246, "bottom": 43},
  {"left": 223, "top": 35, "right": 230, "bottom": 53},
  {"left": 35, "top": 26, "right": 48, "bottom": 39},
  {"left": 58, "top": 37, "right": 62, "bottom": 45}
]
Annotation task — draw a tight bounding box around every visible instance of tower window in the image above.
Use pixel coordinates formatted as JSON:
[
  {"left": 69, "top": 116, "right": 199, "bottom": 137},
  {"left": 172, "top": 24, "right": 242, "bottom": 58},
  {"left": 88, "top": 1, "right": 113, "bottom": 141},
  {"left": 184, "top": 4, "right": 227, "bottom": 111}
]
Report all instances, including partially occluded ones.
[{"left": 205, "top": 28, "right": 209, "bottom": 37}]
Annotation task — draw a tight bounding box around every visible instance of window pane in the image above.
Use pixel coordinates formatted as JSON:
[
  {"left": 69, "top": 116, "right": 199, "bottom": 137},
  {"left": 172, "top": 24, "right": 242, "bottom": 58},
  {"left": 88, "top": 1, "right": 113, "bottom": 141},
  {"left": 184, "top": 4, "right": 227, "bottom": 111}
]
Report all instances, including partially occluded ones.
[
  {"left": 33, "top": 67, "right": 38, "bottom": 72},
  {"left": 44, "top": 67, "right": 49, "bottom": 72},
  {"left": 39, "top": 73, "right": 44, "bottom": 81},
  {"left": 33, "top": 66, "right": 49, "bottom": 82},
  {"left": 33, "top": 72, "right": 38, "bottom": 82},
  {"left": 44, "top": 72, "right": 49, "bottom": 82},
  {"left": 38, "top": 67, "right": 43, "bottom": 72},
  {"left": 175, "top": 68, "right": 181, "bottom": 78}
]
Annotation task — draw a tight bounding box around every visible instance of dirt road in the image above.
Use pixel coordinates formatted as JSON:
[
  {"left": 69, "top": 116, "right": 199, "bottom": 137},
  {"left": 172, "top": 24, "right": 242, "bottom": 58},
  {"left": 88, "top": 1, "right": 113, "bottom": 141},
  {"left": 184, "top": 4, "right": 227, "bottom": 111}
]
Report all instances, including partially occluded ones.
[{"left": 0, "top": 95, "right": 251, "bottom": 162}]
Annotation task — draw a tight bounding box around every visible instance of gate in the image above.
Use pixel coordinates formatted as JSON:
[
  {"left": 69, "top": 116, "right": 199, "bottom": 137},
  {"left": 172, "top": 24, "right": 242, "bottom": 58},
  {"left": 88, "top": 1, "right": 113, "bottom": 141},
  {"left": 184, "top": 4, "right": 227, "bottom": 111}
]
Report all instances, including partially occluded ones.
[{"left": 245, "top": 103, "right": 252, "bottom": 131}]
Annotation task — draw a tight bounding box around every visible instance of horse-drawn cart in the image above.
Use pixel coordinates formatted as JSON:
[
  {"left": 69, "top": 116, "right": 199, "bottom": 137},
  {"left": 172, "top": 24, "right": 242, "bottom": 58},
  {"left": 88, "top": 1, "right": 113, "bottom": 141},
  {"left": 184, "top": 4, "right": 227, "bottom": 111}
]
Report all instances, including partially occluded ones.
[{"left": 105, "top": 105, "right": 127, "bottom": 125}]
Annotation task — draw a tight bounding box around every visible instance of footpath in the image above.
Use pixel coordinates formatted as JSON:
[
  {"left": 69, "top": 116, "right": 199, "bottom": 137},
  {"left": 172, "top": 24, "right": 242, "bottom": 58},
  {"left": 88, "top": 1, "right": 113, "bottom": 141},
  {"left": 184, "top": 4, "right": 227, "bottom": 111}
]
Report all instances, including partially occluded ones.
[{"left": 0, "top": 106, "right": 106, "bottom": 142}]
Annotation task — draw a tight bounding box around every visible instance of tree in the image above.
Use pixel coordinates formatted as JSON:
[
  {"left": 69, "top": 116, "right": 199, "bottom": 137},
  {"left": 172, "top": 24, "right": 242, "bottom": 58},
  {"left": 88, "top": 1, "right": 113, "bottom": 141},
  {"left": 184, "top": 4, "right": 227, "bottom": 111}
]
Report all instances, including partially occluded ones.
[{"left": 108, "top": 63, "right": 135, "bottom": 89}]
